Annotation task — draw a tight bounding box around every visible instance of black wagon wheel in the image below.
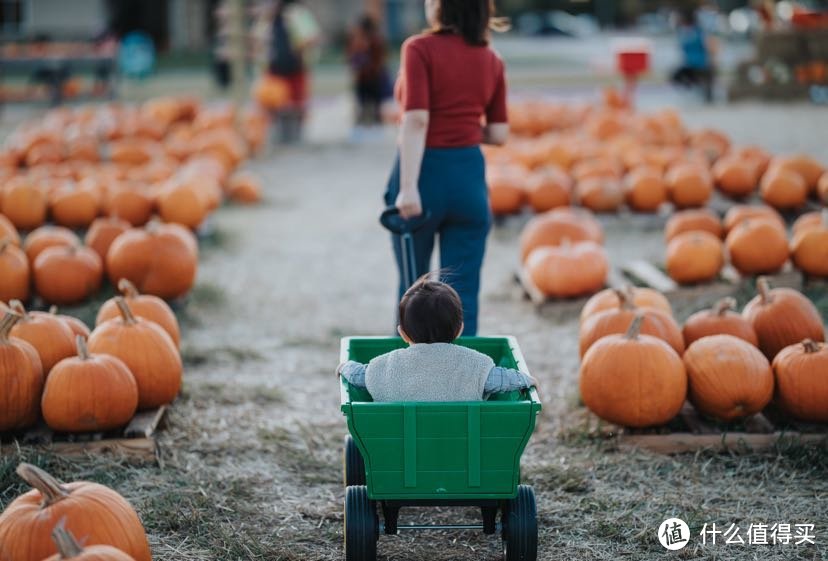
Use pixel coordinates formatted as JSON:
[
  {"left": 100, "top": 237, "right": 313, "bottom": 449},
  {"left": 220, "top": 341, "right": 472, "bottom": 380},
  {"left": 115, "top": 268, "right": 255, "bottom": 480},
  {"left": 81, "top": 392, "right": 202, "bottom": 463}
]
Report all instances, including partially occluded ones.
[
  {"left": 344, "top": 485, "right": 378, "bottom": 561},
  {"left": 344, "top": 435, "right": 366, "bottom": 486},
  {"left": 502, "top": 484, "right": 538, "bottom": 561}
]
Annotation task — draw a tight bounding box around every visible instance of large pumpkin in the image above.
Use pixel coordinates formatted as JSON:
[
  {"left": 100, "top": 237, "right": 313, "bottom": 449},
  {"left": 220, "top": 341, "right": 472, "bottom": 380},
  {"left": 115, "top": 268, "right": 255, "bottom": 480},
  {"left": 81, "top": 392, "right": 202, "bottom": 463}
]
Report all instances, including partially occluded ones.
[
  {"left": 579, "top": 298, "right": 684, "bottom": 358},
  {"left": 8, "top": 300, "right": 75, "bottom": 374},
  {"left": 525, "top": 241, "right": 608, "bottom": 298},
  {"left": 85, "top": 215, "right": 131, "bottom": 266},
  {"left": 253, "top": 74, "right": 290, "bottom": 109},
  {"left": 0, "top": 238, "right": 30, "bottom": 302},
  {"left": 488, "top": 166, "right": 527, "bottom": 215},
  {"left": 42, "top": 335, "right": 138, "bottom": 432},
  {"left": 665, "top": 162, "right": 713, "bottom": 209},
  {"left": 23, "top": 225, "right": 80, "bottom": 264},
  {"left": 49, "top": 180, "right": 101, "bottom": 228},
  {"left": 574, "top": 177, "right": 624, "bottom": 213},
  {"left": 743, "top": 277, "right": 825, "bottom": 359},
  {"left": 772, "top": 339, "right": 828, "bottom": 423},
  {"left": 0, "top": 213, "right": 21, "bottom": 246},
  {"left": 579, "top": 286, "right": 673, "bottom": 324},
  {"left": 106, "top": 222, "right": 198, "bottom": 299},
  {"left": 770, "top": 154, "right": 825, "bottom": 192},
  {"left": 725, "top": 219, "right": 789, "bottom": 275},
  {"left": 791, "top": 210, "right": 823, "bottom": 237},
  {"left": 624, "top": 167, "right": 667, "bottom": 212},
  {"left": 712, "top": 155, "right": 758, "bottom": 198},
  {"left": 0, "top": 463, "right": 151, "bottom": 561},
  {"left": 683, "top": 335, "right": 774, "bottom": 421},
  {"left": 666, "top": 231, "right": 724, "bottom": 284},
  {"left": 87, "top": 297, "right": 182, "bottom": 410},
  {"left": 49, "top": 306, "right": 91, "bottom": 339},
  {"left": 580, "top": 315, "right": 687, "bottom": 428},
  {"left": 155, "top": 179, "right": 210, "bottom": 229},
  {"left": 46, "top": 523, "right": 138, "bottom": 561},
  {"left": 759, "top": 167, "right": 808, "bottom": 210},
  {"left": 1, "top": 178, "right": 47, "bottom": 230},
  {"left": 103, "top": 182, "right": 155, "bottom": 227},
  {"left": 525, "top": 166, "right": 572, "bottom": 212},
  {"left": 519, "top": 208, "right": 603, "bottom": 262},
  {"left": 33, "top": 245, "right": 103, "bottom": 305},
  {"left": 97, "top": 279, "right": 181, "bottom": 347},
  {"left": 682, "top": 298, "right": 758, "bottom": 348},
  {"left": 790, "top": 210, "right": 828, "bottom": 277},
  {"left": 723, "top": 204, "right": 785, "bottom": 234},
  {"left": 0, "top": 312, "right": 43, "bottom": 432},
  {"left": 664, "top": 208, "right": 723, "bottom": 242}
]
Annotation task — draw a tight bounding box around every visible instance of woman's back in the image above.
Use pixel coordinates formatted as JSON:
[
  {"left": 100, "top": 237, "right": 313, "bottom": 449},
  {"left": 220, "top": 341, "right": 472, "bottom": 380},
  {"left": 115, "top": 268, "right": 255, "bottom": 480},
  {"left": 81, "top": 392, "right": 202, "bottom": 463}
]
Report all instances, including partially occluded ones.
[{"left": 396, "top": 33, "right": 507, "bottom": 148}]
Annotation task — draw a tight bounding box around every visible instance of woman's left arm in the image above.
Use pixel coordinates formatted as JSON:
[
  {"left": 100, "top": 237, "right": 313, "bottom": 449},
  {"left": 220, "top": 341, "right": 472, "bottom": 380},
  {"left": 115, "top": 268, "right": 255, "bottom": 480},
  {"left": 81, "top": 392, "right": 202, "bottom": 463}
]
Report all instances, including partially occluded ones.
[{"left": 483, "top": 59, "right": 509, "bottom": 146}]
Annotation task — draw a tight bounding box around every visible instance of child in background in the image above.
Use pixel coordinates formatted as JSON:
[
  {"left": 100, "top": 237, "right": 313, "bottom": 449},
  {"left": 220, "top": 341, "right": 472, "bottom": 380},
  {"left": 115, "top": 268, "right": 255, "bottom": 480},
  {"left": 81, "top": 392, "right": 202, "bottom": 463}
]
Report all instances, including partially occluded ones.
[
  {"left": 348, "top": 14, "right": 389, "bottom": 128},
  {"left": 338, "top": 277, "right": 535, "bottom": 402}
]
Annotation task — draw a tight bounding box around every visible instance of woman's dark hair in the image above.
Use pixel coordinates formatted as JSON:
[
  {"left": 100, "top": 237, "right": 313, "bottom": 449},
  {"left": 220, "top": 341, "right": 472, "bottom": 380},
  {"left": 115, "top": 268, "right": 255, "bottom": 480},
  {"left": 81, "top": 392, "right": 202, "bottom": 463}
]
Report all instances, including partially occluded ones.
[
  {"left": 433, "top": 0, "right": 509, "bottom": 46},
  {"left": 399, "top": 276, "right": 463, "bottom": 344}
]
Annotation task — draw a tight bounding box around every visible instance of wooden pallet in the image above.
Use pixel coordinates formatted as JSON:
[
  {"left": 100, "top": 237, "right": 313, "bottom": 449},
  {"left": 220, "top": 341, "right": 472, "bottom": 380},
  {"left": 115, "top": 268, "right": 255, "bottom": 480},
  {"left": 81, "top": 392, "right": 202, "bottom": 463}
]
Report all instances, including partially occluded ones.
[
  {"left": 0, "top": 406, "right": 168, "bottom": 463},
  {"left": 581, "top": 403, "right": 828, "bottom": 454}
]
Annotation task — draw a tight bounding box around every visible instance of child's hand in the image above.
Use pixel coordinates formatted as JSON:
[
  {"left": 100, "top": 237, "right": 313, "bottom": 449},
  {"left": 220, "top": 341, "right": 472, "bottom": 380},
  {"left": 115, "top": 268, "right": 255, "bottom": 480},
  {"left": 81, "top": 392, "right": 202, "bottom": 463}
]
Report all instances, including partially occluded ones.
[{"left": 335, "top": 361, "right": 348, "bottom": 378}]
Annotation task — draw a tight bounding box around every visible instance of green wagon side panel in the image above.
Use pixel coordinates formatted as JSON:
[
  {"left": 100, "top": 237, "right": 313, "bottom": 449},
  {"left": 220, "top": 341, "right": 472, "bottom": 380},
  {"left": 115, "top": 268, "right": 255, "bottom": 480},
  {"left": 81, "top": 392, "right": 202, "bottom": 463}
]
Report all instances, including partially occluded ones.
[{"left": 340, "top": 336, "right": 541, "bottom": 500}]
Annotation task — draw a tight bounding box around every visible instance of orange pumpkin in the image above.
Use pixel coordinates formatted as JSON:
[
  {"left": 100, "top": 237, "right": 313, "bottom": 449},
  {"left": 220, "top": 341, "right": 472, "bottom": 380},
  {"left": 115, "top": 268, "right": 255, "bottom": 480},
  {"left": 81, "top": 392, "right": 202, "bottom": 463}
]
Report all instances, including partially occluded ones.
[
  {"left": 682, "top": 297, "right": 758, "bottom": 348},
  {"left": 488, "top": 167, "right": 527, "bottom": 215},
  {"left": 712, "top": 156, "right": 758, "bottom": 198},
  {"left": 579, "top": 300, "right": 684, "bottom": 358},
  {"left": 0, "top": 312, "right": 43, "bottom": 432},
  {"left": 770, "top": 154, "right": 825, "bottom": 192},
  {"left": 575, "top": 177, "right": 624, "bottom": 213},
  {"left": 665, "top": 162, "right": 713, "bottom": 209},
  {"left": 1, "top": 178, "right": 47, "bottom": 230},
  {"left": 42, "top": 335, "right": 138, "bottom": 432},
  {"left": 0, "top": 213, "right": 20, "bottom": 246},
  {"left": 48, "top": 307, "right": 91, "bottom": 339},
  {"left": 772, "top": 339, "right": 828, "bottom": 423},
  {"left": 253, "top": 74, "right": 291, "bottom": 109},
  {"left": 666, "top": 231, "right": 724, "bottom": 284},
  {"left": 743, "top": 277, "right": 826, "bottom": 359},
  {"left": 48, "top": 180, "right": 101, "bottom": 228},
  {"left": 226, "top": 171, "right": 263, "bottom": 204},
  {"left": 790, "top": 210, "right": 828, "bottom": 277},
  {"left": 45, "top": 523, "right": 138, "bottom": 561},
  {"left": 519, "top": 208, "right": 603, "bottom": 262},
  {"left": 0, "top": 238, "right": 30, "bottom": 303},
  {"left": 103, "top": 182, "right": 155, "bottom": 227},
  {"left": 109, "top": 138, "right": 162, "bottom": 166},
  {"left": 683, "top": 334, "right": 774, "bottom": 421},
  {"left": 689, "top": 128, "right": 731, "bottom": 162},
  {"left": 84, "top": 215, "right": 131, "bottom": 265},
  {"left": 579, "top": 286, "right": 673, "bottom": 324},
  {"left": 8, "top": 300, "right": 75, "bottom": 374},
  {"left": 623, "top": 167, "right": 667, "bottom": 212},
  {"left": 525, "top": 166, "right": 572, "bottom": 212},
  {"left": 96, "top": 279, "right": 181, "bottom": 347},
  {"left": 33, "top": 245, "right": 103, "bottom": 305},
  {"left": 106, "top": 222, "right": 198, "bottom": 299},
  {"left": 664, "top": 208, "right": 723, "bottom": 241},
  {"left": 23, "top": 225, "right": 80, "bottom": 265},
  {"left": 156, "top": 179, "right": 210, "bottom": 229},
  {"left": 525, "top": 241, "right": 608, "bottom": 298},
  {"left": 725, "top": 219, "right": 789, "bottom": 275},
  {"left": 733, "top": 145, "right": 771, "bottom": 176},
  {"left": 580, "top": 315, "right": 686, "bottom": 428},
  {"left": 759, "top": 167, "right": 808, "bottom": 210},
  {"left": 723, "top": 204, "right": 785, "bottom": 234},
  {"left": 0, "top": 463, "right": 151, "bottom": 561},
  {"left": 791, "top": 210, "right": 823, "bottom": 237},
  {"left": 87, "top": 298, "right": 182, "bottom": 410},
  {"left": 818, "top": 171, "right": 828, "bottom": 203}
]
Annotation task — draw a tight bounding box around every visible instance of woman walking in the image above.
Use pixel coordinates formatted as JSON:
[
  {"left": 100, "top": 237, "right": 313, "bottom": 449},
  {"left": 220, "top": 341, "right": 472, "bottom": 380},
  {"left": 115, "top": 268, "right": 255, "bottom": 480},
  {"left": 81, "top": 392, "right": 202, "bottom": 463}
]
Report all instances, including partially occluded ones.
[{"left": 385, "top": 0, "right": 509, "bottom": 336}]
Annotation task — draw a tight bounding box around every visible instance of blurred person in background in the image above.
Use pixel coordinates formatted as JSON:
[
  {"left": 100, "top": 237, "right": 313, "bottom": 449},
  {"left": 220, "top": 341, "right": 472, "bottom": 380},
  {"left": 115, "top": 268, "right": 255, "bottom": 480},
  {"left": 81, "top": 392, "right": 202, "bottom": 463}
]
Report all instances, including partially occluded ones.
[
  {"left": 212, "top": 1, "right": 232, "bottom": 89},
  {"left": 266, "top": 0, "right": 321, "bottom": 143},
  {"left": 671, "top": 7, "right": 717, "bottom": 103},
  {"left": 348, "top": 14, "right": 390, "bottom": 133}
]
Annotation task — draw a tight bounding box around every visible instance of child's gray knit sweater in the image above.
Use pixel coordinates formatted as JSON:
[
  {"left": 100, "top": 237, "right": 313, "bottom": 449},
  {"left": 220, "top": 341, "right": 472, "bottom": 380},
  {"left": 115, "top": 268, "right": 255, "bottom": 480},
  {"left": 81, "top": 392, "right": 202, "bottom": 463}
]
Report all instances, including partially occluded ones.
[{"left": 340, "top": 343, "right": 534, "bottom": 402}]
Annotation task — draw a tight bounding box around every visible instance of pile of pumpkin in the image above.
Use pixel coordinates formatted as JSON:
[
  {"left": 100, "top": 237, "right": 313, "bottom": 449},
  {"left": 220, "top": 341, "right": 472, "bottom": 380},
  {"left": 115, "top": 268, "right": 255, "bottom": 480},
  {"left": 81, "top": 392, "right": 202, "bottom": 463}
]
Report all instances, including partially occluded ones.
[
  {"left": 664, "top": 205, "right": 828, "bottom": 285},
  {"left": 1, "top": 280, "right": 182, "bottom": 435},
  {"left": 578, "top": 279, "right": 827, "bottom": 428},
  {"left": 486, "top": 99, "right": 828, "bottom": 216},
  {"left": 0, "top": 462, "right": 152, "bottom": 561}
]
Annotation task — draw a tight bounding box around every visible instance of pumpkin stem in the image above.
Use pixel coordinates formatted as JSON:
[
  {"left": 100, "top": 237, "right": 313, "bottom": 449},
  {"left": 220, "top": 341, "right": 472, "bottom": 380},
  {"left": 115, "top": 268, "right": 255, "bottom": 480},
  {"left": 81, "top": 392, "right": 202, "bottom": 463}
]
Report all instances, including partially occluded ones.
[
  {"left": 52, "top": 519, "right": 85, "bottom": 558},
  {"left": 76, "top": 335, "right": 90, "bottom": 360},
  {"left": 118, "top": 278, "right": 140, "bottom": 298},
  {"left": 756, "top": 277, "right": 771, "bottom": 304},
  {"left": 614, "top": 287, "right": 635, "bottom": 310},
  {"left": 0, "top": 311, "right": 22, "bottom": 341},
  {"left": 713, "top": 297, "right": 736, "bottom": 316},
  {"left": 49, "top": 305, "right": 58, "bottom": 315},
  {"left": 16, "top": 463, "right": 70, "bottom": 506},
  {"left": 624, "top": 314, "right": 644, "bottom": 340},
  {"left": 114, "top": 296, "right": 138, "bottom": 325},
  {"left": 9, "top": 299, "right": 27, "bottom": 319},
  {"left": 802, "top": 339, "right": 821, "bottom": 353}
]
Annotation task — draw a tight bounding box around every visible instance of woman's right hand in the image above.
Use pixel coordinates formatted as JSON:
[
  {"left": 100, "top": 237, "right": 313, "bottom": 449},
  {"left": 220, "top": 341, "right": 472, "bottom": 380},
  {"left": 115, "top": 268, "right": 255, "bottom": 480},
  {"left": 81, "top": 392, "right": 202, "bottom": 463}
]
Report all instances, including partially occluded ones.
[{"left": 395, "top": 189, "right": 422, "bottom": 219}]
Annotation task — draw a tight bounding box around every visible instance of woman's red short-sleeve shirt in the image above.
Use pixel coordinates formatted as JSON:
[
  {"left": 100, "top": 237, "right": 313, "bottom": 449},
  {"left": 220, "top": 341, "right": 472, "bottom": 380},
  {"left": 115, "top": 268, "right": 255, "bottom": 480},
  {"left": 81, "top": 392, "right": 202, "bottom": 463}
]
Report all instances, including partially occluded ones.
[{"left": 395, "top": 32, "right": 508, "bottom": 148}]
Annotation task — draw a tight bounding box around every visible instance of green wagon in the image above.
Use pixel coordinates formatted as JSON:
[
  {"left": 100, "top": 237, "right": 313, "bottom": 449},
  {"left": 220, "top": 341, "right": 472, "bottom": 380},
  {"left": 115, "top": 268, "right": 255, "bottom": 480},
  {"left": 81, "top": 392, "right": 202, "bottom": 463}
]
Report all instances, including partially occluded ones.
[{"left": 340, "top": 336, "right": 542, "bottom": 561}]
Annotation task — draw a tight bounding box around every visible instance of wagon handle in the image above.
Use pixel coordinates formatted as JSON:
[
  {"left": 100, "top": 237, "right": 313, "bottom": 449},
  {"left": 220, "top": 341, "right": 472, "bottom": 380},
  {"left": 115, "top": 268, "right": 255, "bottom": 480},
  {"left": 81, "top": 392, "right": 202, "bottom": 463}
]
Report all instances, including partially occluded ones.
[{"left": 379, "top": 207, "right": 431, "bottom": 235}]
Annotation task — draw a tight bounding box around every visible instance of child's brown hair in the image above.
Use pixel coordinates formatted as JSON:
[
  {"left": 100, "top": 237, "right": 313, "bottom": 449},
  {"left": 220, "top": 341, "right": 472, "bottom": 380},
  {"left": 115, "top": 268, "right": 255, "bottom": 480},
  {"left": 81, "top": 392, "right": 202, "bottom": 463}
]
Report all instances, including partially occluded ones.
[{"left": 398, "top": 276, "right": 463, "bottom": 344}]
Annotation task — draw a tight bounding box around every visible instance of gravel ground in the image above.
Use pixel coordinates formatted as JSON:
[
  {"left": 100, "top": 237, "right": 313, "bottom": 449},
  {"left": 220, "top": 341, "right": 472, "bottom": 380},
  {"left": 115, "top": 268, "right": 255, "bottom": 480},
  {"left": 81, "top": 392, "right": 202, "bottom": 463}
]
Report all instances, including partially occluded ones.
[{"left": 2, "top": 92, "right": 827, "bottom": 560}]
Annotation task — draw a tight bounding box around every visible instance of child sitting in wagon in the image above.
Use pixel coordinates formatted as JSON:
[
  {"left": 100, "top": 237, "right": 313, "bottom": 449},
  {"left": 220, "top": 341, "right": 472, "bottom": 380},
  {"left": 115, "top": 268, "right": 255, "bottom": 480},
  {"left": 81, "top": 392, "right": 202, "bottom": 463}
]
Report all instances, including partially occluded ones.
[{"left": 338, "top": 277, "right": 536, "bottom": 401}]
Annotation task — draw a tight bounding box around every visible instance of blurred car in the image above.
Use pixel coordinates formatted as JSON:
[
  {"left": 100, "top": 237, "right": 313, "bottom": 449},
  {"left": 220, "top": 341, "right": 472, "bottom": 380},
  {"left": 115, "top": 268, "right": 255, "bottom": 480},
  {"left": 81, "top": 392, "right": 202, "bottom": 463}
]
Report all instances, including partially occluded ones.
[{"left": 515, "top": 11, "right": 599, "bottom": 37}]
